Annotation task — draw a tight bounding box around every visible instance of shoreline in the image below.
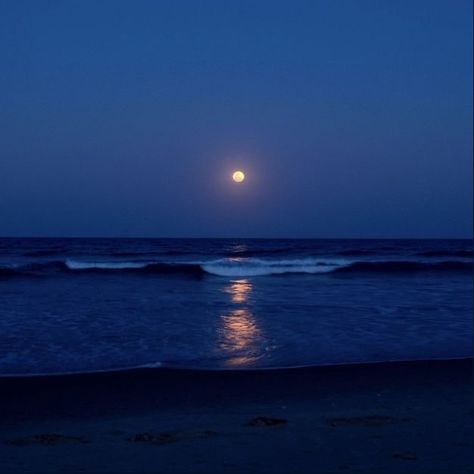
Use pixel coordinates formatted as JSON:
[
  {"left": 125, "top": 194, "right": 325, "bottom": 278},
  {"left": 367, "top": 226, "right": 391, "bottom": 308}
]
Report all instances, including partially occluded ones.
[
  {"left": 1, "top": 355, "right": 472, "bottom": 379},
  {"left": 1, "top": 358, "right": 472, "bottom": 472}
]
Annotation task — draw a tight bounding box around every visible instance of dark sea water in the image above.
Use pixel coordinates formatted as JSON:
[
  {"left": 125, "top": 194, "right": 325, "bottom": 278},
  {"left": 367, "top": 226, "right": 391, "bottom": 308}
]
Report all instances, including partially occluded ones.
[{"left": 0, "top": 238, "right": 472, "bottom": 375}]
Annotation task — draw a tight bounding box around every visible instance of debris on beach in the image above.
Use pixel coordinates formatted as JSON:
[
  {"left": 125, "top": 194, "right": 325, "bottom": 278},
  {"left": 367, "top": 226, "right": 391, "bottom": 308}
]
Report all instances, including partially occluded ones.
[
  {"left": 327, "top": 415, "right": 412, "bottom": 427},
  {"left": 247, "top": 416, "right": 288, "bottom": 427},
  {"left": 127, "top": 430, "right": 217, "bottom": 445},
  {"left": 128, "top": 432, "right": 176, "bottom": 445},
  {"left": 5, "top": 433, "right": 90, "bottom": 446},
  {"left": 393, "top": 451, "right": 417, "bottom": 461}
]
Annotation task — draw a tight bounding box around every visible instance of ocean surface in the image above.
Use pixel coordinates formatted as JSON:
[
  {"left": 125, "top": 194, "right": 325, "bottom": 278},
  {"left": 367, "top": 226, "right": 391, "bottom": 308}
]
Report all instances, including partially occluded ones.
[{"left": 0, "top": 238, "right": 472, "bottom": 376}]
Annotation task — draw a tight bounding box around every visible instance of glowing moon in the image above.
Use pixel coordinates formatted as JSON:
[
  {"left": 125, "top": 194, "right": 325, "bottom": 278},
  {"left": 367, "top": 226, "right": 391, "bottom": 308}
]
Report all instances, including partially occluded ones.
[{"left": 232, "top": 170, "right": 245, "bottom": 183}]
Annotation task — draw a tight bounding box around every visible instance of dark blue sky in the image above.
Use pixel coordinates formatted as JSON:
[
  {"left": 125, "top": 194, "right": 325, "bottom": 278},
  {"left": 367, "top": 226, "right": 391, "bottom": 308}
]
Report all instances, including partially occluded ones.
[{"left": 0, "top": 0, "right": 472, "bottom": 238}]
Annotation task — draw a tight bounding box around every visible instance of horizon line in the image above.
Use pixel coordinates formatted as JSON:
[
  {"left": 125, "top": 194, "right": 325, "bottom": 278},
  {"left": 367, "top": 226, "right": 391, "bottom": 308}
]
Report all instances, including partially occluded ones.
[{"left": 0, "top": 235, "right": 472, "bottom": 240}]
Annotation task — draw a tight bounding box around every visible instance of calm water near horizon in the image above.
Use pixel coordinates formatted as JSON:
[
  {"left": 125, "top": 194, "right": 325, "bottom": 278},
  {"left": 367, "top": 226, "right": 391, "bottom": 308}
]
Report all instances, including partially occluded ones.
[{"left": 0, "top": 238, "right": 472, "bottom": 376}]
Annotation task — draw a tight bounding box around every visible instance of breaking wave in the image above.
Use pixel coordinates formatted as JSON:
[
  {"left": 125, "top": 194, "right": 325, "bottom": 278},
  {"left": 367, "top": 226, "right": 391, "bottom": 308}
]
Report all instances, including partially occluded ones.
[
  {"left": 0, "top": 258, "right": 471, "bottom": 278},
  {"left": 333, "top": 260, "right": 472, "bottom": 274},
  {"left": 201, "top": 258, "right": 348, "bottom": 276}
]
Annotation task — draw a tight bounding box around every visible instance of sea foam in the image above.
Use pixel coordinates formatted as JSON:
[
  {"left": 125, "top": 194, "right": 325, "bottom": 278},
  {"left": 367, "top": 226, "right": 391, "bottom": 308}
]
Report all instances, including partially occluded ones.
[
  {"left": 201, "top": 258, "right": 350, "bottom": 277},
  {"left": 65, "top": 260, "right": 148, "bottom": 270}
]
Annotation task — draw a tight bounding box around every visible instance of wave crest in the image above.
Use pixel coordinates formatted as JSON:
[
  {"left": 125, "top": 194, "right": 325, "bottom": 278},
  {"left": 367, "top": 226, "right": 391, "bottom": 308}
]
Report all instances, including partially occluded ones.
[
  {"left": 0, "top": 258, "right": 471, "bottom": 279},
  {"left": 201, "top": 258, "right": 348, "bottom": 277},
  {"left": 334, "top": 260, "right": 472, "bottom": 274}
]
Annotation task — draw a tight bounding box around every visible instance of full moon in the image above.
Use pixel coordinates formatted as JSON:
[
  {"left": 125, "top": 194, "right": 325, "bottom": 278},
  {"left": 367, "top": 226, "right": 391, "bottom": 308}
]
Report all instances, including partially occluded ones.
[{"left": 232, "top": 170, "right": 245, "bottom": 183}]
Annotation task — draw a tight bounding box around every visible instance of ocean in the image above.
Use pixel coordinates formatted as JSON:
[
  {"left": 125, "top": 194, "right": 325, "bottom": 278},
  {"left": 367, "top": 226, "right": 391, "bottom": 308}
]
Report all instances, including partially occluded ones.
[{"left": 0, "top": 238, "right": 471, "bottom": 376}]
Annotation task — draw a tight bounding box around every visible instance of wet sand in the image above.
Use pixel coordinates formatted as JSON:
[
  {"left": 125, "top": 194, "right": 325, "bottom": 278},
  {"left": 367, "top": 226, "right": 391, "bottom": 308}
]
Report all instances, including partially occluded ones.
[{"left": 0, "top": 359, "right": 472, "bottom": 473}]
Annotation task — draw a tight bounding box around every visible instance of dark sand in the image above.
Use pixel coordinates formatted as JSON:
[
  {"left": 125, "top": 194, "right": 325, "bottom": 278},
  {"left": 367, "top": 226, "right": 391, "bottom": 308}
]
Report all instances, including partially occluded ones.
[{"left": 0, "top": 359, "right": 472, "bottom": 473}]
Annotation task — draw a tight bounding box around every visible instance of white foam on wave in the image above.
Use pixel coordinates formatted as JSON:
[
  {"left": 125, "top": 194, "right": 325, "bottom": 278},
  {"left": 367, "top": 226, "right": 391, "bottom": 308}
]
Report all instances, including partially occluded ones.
[
  {"left": 65, "top": 260, "right": 149, "bottom": 270},
  {"left": 201, "top": 258, "right": 351, "bottom": 277},
  {"left": 64, "top": 257, "right": 353, "bottom": 277}
]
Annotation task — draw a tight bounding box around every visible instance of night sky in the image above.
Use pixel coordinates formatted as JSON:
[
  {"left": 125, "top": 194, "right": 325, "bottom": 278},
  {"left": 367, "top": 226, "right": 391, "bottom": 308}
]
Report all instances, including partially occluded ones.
[{"left": 0, "top": 0, "right": 472, "bottom": 238}]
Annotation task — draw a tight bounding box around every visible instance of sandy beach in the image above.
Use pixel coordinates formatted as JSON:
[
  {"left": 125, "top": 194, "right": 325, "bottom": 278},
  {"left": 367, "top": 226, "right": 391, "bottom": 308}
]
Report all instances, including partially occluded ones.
[{"left": 0, "top": 359, "right": 472, "bottom": 473}]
